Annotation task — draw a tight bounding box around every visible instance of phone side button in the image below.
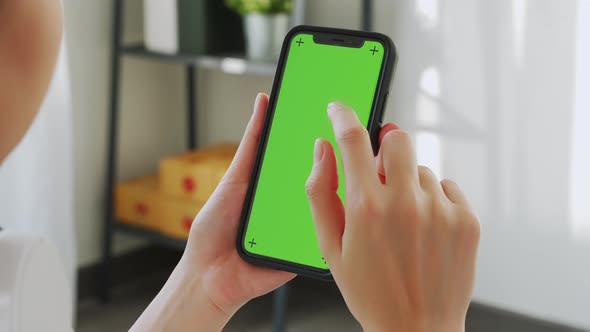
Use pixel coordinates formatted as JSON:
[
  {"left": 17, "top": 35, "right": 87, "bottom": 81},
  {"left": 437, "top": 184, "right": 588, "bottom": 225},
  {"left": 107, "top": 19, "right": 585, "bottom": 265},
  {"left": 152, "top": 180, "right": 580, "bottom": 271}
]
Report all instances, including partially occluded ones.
[{"left": 380, "top": 91, "right": 390, "bottom": 122}]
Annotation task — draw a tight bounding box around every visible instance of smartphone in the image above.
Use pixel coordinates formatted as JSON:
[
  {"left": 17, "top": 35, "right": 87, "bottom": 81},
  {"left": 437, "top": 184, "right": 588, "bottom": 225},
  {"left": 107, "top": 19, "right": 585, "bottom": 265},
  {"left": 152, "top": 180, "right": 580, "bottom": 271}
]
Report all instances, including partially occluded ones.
[{"left": 236, "top": 25, "right": 397, "bottom": 280}]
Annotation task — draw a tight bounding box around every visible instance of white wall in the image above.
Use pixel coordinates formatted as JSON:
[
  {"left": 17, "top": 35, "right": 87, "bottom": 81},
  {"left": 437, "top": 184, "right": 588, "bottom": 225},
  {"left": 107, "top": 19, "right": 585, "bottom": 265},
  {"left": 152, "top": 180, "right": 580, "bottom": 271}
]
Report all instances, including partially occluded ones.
[
  {"left": 66, "top": 0, "right": 170, "bottom": 266},
  {"left": 375, "top": 0, "right": 590, "bottom": 329}
]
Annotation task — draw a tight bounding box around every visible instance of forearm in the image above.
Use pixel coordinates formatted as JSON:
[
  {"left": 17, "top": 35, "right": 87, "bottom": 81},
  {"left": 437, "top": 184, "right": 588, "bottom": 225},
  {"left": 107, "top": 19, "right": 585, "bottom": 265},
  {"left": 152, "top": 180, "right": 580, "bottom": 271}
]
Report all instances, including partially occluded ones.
[{"left": 130, "top": 258, "right": 235, "bottom": 332}]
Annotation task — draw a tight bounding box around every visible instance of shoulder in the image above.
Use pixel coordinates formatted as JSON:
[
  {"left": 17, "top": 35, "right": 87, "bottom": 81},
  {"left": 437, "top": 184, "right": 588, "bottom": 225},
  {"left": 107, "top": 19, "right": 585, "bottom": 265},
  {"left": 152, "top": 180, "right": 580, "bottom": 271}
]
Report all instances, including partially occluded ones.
[
  {"left": 0, "top": 0, "right": 63, "bottom": 68},
  {"left": 0, "top": 0, "right": 63, "bottom": 162}
]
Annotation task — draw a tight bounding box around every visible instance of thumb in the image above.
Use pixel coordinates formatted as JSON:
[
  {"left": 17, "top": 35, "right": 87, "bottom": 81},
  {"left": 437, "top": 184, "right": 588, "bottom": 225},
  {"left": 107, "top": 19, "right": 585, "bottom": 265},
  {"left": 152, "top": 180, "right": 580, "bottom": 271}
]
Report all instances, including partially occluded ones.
[
  {"left": 222, "top": 93, "right": 268, "bottom": 186},
  {"left": 305, "top": 139, "right": 345, "bottom": 261}
]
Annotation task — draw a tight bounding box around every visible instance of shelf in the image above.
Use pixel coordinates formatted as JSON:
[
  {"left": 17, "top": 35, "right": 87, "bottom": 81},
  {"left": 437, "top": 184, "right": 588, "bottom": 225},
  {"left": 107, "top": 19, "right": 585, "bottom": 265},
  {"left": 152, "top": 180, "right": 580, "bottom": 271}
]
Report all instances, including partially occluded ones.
[
  {"left": 120, "top": 44, "right": 277, "bottom": 76},
  {"left": 114, "top": 221, "right": 187, "bottom": 251}
]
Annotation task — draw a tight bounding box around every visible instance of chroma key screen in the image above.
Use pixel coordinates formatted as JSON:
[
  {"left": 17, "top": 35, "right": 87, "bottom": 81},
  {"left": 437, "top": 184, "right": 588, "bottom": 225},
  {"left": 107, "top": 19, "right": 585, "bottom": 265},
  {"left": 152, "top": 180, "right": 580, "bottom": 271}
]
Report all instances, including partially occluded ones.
[{"left": 241, "top": 32, "right": 386, "bottom": 271}]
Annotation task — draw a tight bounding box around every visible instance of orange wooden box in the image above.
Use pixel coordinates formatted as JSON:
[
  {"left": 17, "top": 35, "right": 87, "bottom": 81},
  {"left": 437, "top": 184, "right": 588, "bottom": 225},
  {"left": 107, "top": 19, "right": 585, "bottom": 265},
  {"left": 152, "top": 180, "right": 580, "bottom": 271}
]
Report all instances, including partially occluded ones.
[
  {"left": 156, "top": 194, "right": 205, "bottom": 240},
  {"left": 160, "top": 143, "right": 238, "bottom": 201},
  {"left": 115, "top": 175, "right": 160, "bottom": 231}
]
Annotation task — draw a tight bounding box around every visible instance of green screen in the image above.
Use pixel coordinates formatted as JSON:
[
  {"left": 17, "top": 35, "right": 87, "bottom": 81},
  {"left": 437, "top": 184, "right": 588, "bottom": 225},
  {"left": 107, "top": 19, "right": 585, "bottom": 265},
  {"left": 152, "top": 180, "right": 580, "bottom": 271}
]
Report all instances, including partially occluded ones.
[{"left": 242, "top": 32, "right": 385, "bottom": 271}]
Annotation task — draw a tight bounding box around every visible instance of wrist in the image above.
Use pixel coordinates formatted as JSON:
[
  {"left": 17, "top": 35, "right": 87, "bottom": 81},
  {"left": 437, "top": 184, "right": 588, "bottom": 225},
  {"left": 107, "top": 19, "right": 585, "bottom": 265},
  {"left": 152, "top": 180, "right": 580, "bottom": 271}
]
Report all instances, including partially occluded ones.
[
  {"left": 361, "top": 316, "right": 464, "bottom": 332},
  {"left": 173, "top": 258, "right": 237, "bottom": 330},
  {"left": 130, "top": 258, "right": 235, "bottom": 332},
  {"left": 178, "top": 253, "right": 245, "bottom": 317}
]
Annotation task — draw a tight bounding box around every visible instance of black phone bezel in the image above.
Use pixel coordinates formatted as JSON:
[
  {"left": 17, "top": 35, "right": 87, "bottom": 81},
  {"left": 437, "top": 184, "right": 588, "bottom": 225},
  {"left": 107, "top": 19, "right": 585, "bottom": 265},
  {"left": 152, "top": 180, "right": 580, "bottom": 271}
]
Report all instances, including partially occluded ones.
[{"left": 236, "top": 25, "right": 398, "bottom": 281}]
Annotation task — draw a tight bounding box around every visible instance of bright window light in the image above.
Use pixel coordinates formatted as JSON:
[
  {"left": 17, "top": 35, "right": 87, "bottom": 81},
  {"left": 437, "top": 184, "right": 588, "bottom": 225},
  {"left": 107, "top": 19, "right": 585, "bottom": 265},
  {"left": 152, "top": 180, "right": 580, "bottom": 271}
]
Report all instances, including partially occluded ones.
[
  {"left": 416, "top": 0, "right": 438, "bottom": 27},
  {"left": 416, "top": 131, "right": 442, "bottom": 178},
  {"left": 420, "top": 67, "right": 441, "bottom": 98},
  {"left": 512, "top": 0, "right": 527, "bottom": 65},
  {"left": 416, "top": 93, "right": 440, "bottom": 127},
  {"left": 570, "top": 0, "right": 590, "bottom": 238},
  {"left": 221, "top": 58, "right": 247, "bottom": 75}
]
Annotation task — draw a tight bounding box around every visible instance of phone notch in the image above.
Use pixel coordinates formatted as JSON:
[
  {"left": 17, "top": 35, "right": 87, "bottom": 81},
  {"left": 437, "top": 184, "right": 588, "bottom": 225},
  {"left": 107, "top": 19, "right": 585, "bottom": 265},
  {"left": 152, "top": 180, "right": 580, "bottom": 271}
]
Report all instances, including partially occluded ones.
[{"left": 313, "top": 32, "right": 365, "bottom": 48}]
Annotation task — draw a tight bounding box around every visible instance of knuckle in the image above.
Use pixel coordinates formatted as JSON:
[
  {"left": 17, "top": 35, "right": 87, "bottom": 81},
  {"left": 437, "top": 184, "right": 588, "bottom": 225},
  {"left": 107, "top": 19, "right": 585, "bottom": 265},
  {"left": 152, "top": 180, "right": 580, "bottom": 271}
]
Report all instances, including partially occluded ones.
[
  {"left": 397, "top": 193, "right": 428, "bottom": 237},
  {"left": 440, "top": 178, "right": 458, "bottom": 189},
  {"left": 465, "top": 210, "right": 481, "bottom": 240},
  {"left": 244, "top": 118, "right": 260, "bottom": 139},
  {"left": 453, "top": 208, "right": 481, "bottom": 242},
  {"left": 383, "top": 129, "right": 412, "bottom": 144},
  {"left": 305, "top": 176, "right": 321, "bottom": 198},
  {"left": 418, "top": 165, "right": 437, "bottom": 182},
  {"left": 336, "top": 126, "right": 368, "bottom": 145},
  {"left": 397, "top": 191, "right": 421, "bottom": 222},
  {"left": 353, "top": 192, "right": 386, "bottom": 221},
  {"left": 422, "top": 193, "right": 454, "bottom": 230},
  {"left": 430, "top": 196, "right": 450, "bottom": 221}
]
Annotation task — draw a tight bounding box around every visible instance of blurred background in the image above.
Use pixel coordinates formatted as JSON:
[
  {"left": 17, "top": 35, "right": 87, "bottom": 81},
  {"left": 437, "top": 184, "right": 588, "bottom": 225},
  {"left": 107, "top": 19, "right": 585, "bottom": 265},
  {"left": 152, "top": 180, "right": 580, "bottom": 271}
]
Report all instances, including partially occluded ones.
[{"left": 0, "top": 0, "right": 589, "bottom": 331}]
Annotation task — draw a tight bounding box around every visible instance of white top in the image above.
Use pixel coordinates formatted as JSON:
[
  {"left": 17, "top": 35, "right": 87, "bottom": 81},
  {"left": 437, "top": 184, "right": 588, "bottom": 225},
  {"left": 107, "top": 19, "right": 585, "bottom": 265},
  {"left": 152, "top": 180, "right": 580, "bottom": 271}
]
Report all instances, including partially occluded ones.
[{"left": 0, "top": 231, "right": 72, "bottom": 332}]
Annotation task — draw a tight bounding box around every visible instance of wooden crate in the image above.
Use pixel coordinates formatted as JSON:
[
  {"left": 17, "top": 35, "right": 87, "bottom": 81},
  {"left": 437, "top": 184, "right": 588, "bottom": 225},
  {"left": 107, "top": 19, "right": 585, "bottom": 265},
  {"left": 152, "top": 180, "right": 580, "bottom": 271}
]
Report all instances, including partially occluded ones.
[
  {"left": 160, "top": 143, "right": 237, "bottom": 201},
  {"left": 115, "top": 175, "right": 160, "bottom": 231},
  {"left": 157, "top": 193, "right": 205, "bottom": 240}
]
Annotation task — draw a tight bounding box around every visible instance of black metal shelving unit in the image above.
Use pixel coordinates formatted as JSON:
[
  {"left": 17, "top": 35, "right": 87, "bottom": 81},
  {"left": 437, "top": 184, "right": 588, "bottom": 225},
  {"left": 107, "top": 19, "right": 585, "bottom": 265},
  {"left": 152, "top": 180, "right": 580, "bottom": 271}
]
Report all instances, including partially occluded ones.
[{"left": 101, "top": 1, "right": 372, "bottom": 330}]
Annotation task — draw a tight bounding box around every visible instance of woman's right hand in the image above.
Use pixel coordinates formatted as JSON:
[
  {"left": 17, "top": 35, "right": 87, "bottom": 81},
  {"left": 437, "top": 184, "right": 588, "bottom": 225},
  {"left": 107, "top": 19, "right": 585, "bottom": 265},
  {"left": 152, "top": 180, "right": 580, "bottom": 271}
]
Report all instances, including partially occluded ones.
[{"left": 306, "top": 102, "right": 480, "bottom": 332}]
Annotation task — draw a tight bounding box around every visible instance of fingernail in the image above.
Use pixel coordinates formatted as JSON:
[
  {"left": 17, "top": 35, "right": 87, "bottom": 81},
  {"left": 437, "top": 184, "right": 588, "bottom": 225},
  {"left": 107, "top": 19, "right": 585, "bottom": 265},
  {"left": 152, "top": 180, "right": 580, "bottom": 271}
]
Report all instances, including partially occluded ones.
[
  {"left": 254, "top": 93, "right": 263, "bottom": 109},
  {"left": 327, "top": 101, "right": 344, "bottom": 116},
  {"left": 249, "top": 93, "right": 263, "bottom": 124},
  {"left": 314, "top": 139, "right": 324, "bottom": 163}
]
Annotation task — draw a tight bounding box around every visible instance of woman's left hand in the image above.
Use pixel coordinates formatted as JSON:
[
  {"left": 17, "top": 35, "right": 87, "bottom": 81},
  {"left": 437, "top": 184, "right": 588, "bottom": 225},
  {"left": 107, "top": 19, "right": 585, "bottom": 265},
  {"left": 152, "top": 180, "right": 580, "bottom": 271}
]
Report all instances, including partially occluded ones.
[
  {"left": 131, "top": 93, "right": 294, "bottom": 332},
  {"left": 183, "top": 92, "right": 295, "bottom": 313}
]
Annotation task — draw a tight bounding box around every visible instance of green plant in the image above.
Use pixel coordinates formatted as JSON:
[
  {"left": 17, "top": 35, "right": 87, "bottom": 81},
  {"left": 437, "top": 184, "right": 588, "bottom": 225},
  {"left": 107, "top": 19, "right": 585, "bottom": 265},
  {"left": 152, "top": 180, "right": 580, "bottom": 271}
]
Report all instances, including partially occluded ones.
[{"left": 225, "top": 0, "right": 293, "bottom": 15}]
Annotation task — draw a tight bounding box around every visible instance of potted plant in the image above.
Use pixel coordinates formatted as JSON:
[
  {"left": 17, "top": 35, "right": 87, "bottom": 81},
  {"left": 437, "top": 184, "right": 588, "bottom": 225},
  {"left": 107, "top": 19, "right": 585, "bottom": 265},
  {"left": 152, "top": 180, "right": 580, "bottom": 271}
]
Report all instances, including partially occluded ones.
[{"left": 226, "top": 0, "right": 293, "bottom": 61}]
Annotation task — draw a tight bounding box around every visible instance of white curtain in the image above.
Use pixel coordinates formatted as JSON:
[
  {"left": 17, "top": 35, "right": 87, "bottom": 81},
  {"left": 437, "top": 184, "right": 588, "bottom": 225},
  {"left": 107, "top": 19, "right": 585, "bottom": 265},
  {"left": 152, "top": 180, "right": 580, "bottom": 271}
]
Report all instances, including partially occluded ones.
[
  {"left": 0, "top": 41, "right": 76, "bottom": 305},
  {"left": 379, "top": 0, "right": 590, "bottom": 329}
]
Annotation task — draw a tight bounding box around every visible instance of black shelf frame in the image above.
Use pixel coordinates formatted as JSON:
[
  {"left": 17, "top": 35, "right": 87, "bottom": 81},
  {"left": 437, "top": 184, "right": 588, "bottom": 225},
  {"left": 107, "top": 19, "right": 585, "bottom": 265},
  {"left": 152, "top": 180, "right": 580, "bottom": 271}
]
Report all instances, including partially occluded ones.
[
  {"left": 114, "top": 222, "right": 188, "bottom": 250},
  {"left": 120, "top": 44, "right": 278, "bottom": 75},
  {"left": 101, "top": 1, "right": 373, "bottom": 331},
  {"left": 101, "top": 0, "right": 198, "bottom": 304},
  {"left": 120, "top": 44, "right": 205, "bottom": 64}
]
